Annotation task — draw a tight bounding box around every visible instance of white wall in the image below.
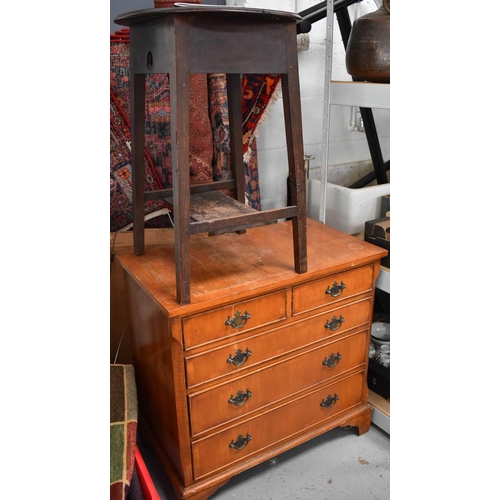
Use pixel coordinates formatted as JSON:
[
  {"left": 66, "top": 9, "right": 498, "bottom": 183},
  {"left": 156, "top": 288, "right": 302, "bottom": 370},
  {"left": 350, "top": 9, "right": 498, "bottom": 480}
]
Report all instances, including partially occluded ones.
[{"left": 232, "top": 0, "right": 390, "bottom": 210}]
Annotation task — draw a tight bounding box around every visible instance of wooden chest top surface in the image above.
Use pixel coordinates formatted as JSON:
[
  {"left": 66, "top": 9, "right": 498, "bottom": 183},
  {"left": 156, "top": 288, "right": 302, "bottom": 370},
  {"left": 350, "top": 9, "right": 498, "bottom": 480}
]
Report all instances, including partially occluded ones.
[{"left": 116, "top": 218, "right": 387, "bottom": 316}]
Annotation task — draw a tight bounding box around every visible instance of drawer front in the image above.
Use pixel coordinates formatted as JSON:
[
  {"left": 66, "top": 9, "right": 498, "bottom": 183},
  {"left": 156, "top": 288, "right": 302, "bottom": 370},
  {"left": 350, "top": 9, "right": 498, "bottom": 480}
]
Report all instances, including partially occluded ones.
[
  {"left": 189, "top": 330, "right": 367, "bottom": 436},
  {"left": 185, "top": 298, "right": 372, "bottom": 389},
  {"left": 191, "top": 371, "right": 365, "bottom": 479},
  {"left": 182, "top": 290, "right": 287, "bottom": 350},
  {"left": 293, "top": 266, "right": 373, "bottom": 315}
]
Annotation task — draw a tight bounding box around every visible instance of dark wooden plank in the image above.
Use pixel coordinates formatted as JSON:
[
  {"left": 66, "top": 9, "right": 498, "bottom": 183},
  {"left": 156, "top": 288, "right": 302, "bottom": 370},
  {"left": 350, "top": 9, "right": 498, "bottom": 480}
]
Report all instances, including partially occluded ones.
[
  {"left": 226, "top": 74, "right": 245, "bottom": 205},
  {"left": 282, "top": 23, "right": 307, "bottom": 274},
  {"left": 144, "top": 180, "right": 236, "bottom": 202},
  {"left": 189, "top": 191, "right": 256, "bottom": 222},
  {"left": 190, "top": 206, "right": 299, "bottom": 235},
  {"left": 128, "top": 17, "right": 174, "bottom": 76},
  {"left": 187, "top": 17, "right": 289, "bottom": 74},
  {"left": 114, "top": 6, "right": 302, "bottom": 27},
  {"left": 130, "top": 73, "right": 146, "bottom": 255},
  {"left": 225, "top": 73, "right": 247, "bottom": 235},
  {"left": 172, "top": 4, "right": 302, "bottom": 21},
  {"left": 170, "top": 17, "right": 191, "bottom": 305},
  {"left": 125, "top": 14, "right": 290, "bottom": 74},
  {"left": 163, "top": 191, "right": 298, "bottom": 234}
]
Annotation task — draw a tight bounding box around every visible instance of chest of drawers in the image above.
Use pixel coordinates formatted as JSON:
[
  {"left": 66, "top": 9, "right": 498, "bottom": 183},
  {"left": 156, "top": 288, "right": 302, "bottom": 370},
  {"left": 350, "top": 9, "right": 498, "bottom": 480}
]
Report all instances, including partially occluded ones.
[{"left": 117, "top": 218, "right": 387, "bottom": 499}]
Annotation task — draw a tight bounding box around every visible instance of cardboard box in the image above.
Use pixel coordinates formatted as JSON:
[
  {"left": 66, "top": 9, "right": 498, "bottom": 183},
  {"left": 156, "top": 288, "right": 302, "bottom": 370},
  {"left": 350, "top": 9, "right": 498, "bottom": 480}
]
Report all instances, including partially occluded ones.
[
  {"left": 364, "top": 216, "right": 390, "bottom": 267},
  {"left": 380, "top": 194, "right": 390, "bottom": 217}
]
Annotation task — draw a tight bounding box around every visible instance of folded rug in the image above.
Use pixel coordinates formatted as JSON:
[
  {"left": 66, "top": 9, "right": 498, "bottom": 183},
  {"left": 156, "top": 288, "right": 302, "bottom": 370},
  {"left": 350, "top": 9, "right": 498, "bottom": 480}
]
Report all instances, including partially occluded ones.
[
  {"left": 110, "top": 364, "right": 138, "bottom": 500},
  {"left": 110, "top": 91, "right": 170, "bottom": 233},
  {"left": 241, "top": 73, "right": 281, "bottom": 161},
  {"left": 111, "top": 28, "right": 213, "bottom": 189},
  {"left": 208, "top": 74, "right": 261, "bottom": 210}
]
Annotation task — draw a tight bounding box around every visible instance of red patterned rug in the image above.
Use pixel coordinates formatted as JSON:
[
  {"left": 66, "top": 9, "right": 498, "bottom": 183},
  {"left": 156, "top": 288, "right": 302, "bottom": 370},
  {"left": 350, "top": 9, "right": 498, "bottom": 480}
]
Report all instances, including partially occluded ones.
[
  {"left": 208, "top": 74, "right": 265, "bottom": 211},
  {"left": 111, "top": 28, "right": 213, "bottom": 189},
  {"left": 242, "top": 73, "right": 281, "bottom": 160},
  {"left": 110, "top": 91, "right": 170, "bottom": 232}
]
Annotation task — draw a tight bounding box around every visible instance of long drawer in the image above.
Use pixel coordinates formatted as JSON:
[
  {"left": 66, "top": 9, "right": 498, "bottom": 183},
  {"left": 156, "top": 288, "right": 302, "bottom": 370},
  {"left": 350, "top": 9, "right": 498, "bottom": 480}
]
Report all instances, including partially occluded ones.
[
  {"left": 188, "top": 330, "right": 367, "bottom": 436},
  {"left": 182, "top": 290, "right": 287, "bottom": 350},
  {"left": 185, "top": 298, "right": 372, "bottom": 389},
  {"left": 293, "top": 266, "right": 373, "bottom": 315},
  {"left": 191, "top": 371, "right": 365, "bottom": 480}
]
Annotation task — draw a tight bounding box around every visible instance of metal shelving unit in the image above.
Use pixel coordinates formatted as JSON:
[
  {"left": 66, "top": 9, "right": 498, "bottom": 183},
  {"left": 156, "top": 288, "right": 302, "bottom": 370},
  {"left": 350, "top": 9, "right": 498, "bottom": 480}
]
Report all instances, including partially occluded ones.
[
  {"left": 320, "top": 1, "right": 390, "bottom": 223},
  {"left": 372, "top": 265, "right": 390, "bottom": 435},
  {"left": 321, "top": 0, "right": 390, "bottom": 433}
]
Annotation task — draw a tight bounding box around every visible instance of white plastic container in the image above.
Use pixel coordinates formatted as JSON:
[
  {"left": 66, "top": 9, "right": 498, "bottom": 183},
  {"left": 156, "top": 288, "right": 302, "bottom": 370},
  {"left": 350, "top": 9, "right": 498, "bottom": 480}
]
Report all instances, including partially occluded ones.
[{"left": 306, "top": 163, "right": 390, "bottom": 235}]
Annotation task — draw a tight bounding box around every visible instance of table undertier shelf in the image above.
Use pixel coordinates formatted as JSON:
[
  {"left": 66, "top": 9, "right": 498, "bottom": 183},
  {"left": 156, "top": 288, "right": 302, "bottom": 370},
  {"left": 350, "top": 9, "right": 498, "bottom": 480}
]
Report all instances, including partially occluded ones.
[{"left": 167, "top": 191, "right": 300, "bottom": 235}]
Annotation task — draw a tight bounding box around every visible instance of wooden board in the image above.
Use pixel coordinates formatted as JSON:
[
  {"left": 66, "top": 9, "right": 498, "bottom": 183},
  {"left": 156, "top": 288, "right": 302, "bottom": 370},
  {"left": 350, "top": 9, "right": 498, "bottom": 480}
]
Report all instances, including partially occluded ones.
[
  {"left": 189, "top": 191, "right": 257, "bottom": 222},
  {"left": 368, "top": 389, "right": 390, "bottom": 416}
]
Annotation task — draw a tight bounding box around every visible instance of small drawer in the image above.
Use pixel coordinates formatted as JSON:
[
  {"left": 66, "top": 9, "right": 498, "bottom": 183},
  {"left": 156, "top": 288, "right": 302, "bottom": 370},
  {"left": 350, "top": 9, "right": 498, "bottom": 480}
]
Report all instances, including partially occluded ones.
[
  {"left": 182, "top": 290, "right": 287, "bottom": 350},
  {"left": 188, "top": 330, "right": 367, "bottom": 436},
  {"left": 293, "top": 266, "right": 373, "bottom": 315},
  {"left": 191, "top": 371, "right": 365, "bottom": 479},
  {"left": 185, "top": 298, "right": 372, "bottom": 388}
]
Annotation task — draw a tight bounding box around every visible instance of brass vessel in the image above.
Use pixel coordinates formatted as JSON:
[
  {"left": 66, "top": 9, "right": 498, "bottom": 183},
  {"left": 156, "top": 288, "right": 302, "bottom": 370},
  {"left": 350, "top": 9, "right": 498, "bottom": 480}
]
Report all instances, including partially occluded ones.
[{"left": 345, "top": 0, "right": 390, "bottom": 83}]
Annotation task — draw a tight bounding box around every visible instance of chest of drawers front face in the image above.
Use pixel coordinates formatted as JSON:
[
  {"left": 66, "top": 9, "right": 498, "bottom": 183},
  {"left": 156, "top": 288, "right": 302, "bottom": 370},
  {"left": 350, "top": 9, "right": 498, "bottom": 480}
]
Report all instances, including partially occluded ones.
[{"left": 181, "top": 264, "right": 375, "bottom": 480}]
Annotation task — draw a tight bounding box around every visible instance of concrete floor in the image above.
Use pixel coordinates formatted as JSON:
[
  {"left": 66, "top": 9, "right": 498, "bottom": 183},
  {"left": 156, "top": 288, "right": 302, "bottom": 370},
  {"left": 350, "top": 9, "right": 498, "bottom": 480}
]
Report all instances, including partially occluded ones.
[{"left": 138, "top": 424, "right": 390, "bottom": 500}]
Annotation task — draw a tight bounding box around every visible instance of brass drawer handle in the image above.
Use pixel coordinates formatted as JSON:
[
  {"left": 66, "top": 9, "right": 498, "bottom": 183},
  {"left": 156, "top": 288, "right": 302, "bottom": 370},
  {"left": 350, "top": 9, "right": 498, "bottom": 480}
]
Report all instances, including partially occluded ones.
[
  {"left": 320, "top": 393, "right": 339, "bottom": 409},
  {"left": 228, "top": 389, "right": 252, "bottom": 407},
  {"left": 227, "top": 348, "right": 252, "bottom": 367},
  {"left": 325, "top": 281, "right": 346, "bottom": 297},
  {"left": 225, "top": 310, "right": 251, "bottom": 329},
  {"left": 229, "top": 433, "right": 252, "bottom": 451},
  {"left": 322, "top": 352, "right": 342, "bottom": 368},
  {"left": 325, "top": 315, "right": 345, "bottom": 331}
]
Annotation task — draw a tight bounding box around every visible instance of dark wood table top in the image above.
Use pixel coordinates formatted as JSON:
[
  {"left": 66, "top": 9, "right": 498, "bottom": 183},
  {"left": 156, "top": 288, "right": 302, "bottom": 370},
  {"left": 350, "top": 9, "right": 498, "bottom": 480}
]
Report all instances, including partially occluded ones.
[{"left": 114, "top": 4, "right": 302, "bottom": 27}]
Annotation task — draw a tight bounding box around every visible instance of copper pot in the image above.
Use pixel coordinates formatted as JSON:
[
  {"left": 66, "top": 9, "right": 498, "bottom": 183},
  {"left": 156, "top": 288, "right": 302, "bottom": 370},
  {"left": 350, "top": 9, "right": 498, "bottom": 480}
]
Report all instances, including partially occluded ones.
[{"left": 345, "top": 1, "right": 390, "bottom": 83}]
